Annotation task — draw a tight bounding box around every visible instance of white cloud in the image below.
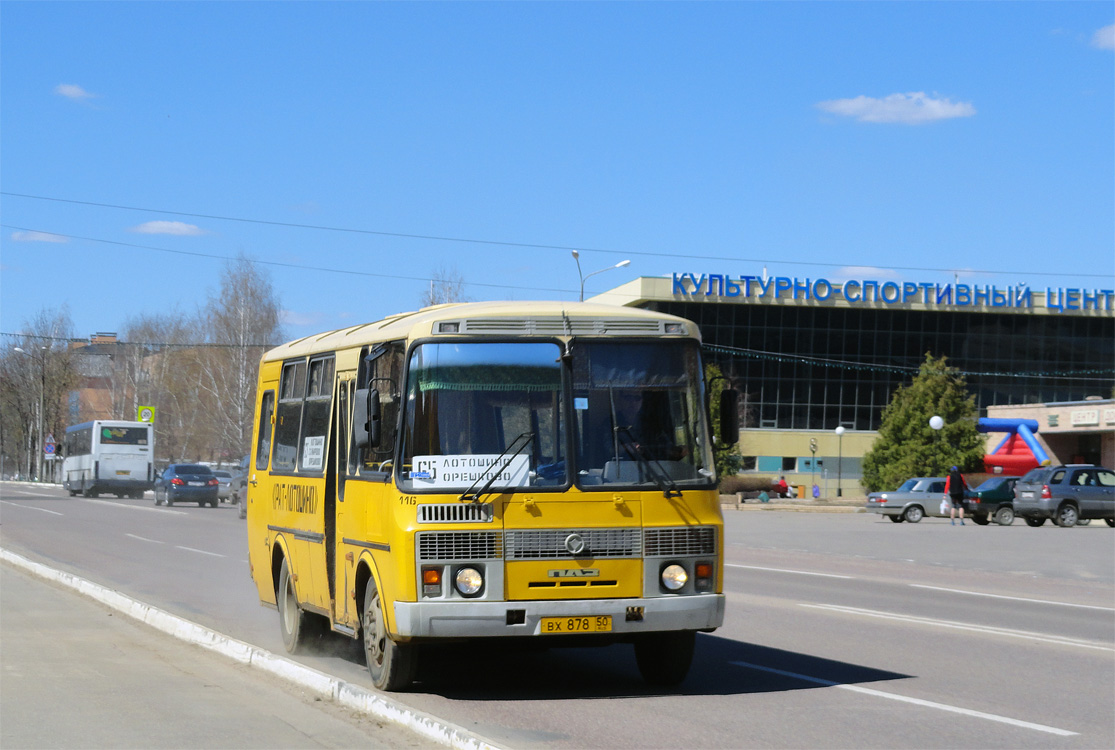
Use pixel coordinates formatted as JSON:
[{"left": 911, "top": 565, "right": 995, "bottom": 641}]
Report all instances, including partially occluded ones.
[
  {"left": 1092, "top": 24, "right": 1115, "bottom": 50},
  {"left": 55, "top": 83, "right": 96, "bottom": 101},
  {"left": 128, "top": 221, "right": 207, "bottom": 236},
  {"left": 817, "top": 92, "right": 976, "bottom": 124},
  {"left": 832, "top": 266, "right": 904, "bottom": 283},
  {"left": 10, "top": 230, "right": 68, "bottom": 243},
  {"left": 280, "top": 310, "right": 325, "bottom": 327}
]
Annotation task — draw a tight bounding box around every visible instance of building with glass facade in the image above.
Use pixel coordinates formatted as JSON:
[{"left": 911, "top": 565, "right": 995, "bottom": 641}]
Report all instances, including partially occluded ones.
[{"left": 594, "top": 274, "right": 1115, "bottom": 495}]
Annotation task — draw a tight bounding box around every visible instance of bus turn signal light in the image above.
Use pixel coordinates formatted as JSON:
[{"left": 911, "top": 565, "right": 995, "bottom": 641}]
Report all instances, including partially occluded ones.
[
  {"left": 695, "top": 562, "right": 713, "bottom": 592},
  {"left": 422, "top": 567, "right": 442, "bottom": 597}
]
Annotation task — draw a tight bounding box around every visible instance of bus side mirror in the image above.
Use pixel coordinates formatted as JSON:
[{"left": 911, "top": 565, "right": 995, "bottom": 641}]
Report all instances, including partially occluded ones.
[
  {"left": 353, "top": 388, "right": 382, "bottom": 449},
  {"left": 719, "top": 390, "right": 740, "bottom": 446}
]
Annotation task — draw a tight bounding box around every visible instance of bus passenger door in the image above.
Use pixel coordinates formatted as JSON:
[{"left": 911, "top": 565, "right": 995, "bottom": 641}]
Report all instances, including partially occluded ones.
[
  {"left": 329, "top": 376, "right": 350, "bottom": 625},
  {"left": 248, "top": 386, "right": 278, "bottom": 606}
]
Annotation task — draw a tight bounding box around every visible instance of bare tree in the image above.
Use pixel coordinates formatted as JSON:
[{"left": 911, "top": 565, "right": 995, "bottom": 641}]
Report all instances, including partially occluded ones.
[
  {"left": 0, "top": 308, "right": 78, "bottom": 480},
  {"left": 121, "top": 311, "right": 202, "bottom": 464},
  {"left": 3, "top": 257, "right": 284, "bottom": 473},
  {"left": 420, "top": 264, "right": 470, "bottom": 307},
  {"left": 198, "top": 255, "right": 284, "bottom": 464}
]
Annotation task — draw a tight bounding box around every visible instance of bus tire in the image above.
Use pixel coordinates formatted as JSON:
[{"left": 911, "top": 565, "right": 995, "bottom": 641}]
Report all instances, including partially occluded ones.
[
  {"left": 277, "top": 558, "right": 313, "bottom": 654},
  {"left": 634, "top": 630, "right": 696, "bottom": 687},
  {"left": 362, "top": 578, "right": 416, "bottom": 691}
]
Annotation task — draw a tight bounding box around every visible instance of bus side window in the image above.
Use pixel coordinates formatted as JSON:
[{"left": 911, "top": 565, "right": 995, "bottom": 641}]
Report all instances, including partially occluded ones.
[
  {"left": 354, "top": 341, "right": 404, "bottom": 474},
  {"left": 298, "top": 356, "right": 335, "bottom": 473},
  {"left": 256, "top": 391, "right": 275, "bottom": 471},
  {"left": 274, "top": 361, "right": 306, "bottom": 471},
  {"left": 337, "top": 380, "right": 351, "bottom": 477}
]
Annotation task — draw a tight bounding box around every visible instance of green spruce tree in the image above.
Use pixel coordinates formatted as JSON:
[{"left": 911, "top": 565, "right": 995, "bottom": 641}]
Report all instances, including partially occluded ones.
[{"left": 861, "top": 353, "right": 984, "bottom": 492}]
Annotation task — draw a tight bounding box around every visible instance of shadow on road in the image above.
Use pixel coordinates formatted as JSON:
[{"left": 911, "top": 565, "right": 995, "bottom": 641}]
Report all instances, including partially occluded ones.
[{"left": 385, "top": 632, "right": 911, "bottom": 701}]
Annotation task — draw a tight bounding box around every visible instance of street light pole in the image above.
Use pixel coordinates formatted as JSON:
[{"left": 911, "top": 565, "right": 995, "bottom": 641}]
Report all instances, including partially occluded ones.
[
  {"left": 834, "top": 425, "right": 845, "bottom": 497},
  {"left": 571, "top": 250, "right": 631, "bottom": 301},
  {"left": 930, "top": 415, "right": 944, "bottom": 473}
]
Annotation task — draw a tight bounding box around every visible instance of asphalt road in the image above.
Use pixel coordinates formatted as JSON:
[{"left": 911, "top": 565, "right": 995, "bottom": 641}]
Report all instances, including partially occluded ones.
[{"left": 2, "top": 481, "right": 1112, "bottom": 749}]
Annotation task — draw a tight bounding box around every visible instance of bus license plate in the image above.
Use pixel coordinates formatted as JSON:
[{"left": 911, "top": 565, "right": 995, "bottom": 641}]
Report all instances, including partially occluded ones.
[{"left": 541, "top": 615, "right": 612, "bottom": 634}]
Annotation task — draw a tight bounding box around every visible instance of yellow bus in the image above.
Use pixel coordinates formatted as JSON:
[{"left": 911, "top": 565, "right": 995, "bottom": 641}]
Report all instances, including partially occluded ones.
[{"left": 245, "top": 301, "right": 738, "bottom": 690}]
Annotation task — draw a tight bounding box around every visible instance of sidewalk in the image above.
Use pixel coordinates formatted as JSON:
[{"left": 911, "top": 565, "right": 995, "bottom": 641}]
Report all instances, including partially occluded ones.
[
  {"left": 0, "top": 562, "right": 442, "bottom": 749},
  {"left": 719, "top": 494, "right": 866, "bottom": 513}
]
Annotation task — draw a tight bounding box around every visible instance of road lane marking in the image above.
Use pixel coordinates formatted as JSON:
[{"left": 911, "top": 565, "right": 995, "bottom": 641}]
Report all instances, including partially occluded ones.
[
  {"left": 802, "top": 603, "right": 1114, "bottom": 652},
  {"left": 175, "top": 545, "right": 224, "bottom": 558},
  {"left": 79, "top": 497, "right": 187, "bottom": 515},
  {"left": 909, "top": 583, "right": 1115, "bottom": 612},
  {"left": 730, "top": 660, "right": 1077, "bottom": 737},
  {"left": 0, "top": 501, "right": 63, "bottom": 516},
  {"left": 726, "top": 563, "right": 854, "bottom": 579},
  {"left": 126, "top": 534, "right": 165, "bottom": 544}
]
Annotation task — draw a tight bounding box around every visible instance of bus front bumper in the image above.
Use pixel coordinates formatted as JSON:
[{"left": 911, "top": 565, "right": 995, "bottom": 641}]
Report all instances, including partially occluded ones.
[{"left": 393, "top": 593, "right": 725, "bottom": 639}]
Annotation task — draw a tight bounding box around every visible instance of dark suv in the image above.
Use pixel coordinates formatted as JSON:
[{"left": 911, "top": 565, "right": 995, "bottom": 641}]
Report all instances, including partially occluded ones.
[{"left": 1013, "top": 465, "right": 1115, "bottom": 528}]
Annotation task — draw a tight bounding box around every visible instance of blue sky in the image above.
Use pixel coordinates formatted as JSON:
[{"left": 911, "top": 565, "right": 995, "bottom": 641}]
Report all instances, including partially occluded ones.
[{"left": 2, "top": 1, "right": 1112, "bottom": 344}]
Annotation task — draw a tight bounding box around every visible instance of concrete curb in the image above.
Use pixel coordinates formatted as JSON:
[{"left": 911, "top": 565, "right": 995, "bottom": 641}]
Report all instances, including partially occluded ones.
[
  {"left": 0, "top": 547, "right": 502, "bottom": 750},
  {"left": 720, "top": 498, "right": 865, "bottom": 513}
]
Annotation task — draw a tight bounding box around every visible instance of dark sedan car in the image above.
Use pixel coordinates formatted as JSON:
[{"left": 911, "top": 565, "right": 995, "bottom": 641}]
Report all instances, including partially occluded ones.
[
  {"left": 964, "top": 476, "right": 1017, "bottom": 526},
  {"left": 154, "top": 464, "right": 220, "bottom": 507}
]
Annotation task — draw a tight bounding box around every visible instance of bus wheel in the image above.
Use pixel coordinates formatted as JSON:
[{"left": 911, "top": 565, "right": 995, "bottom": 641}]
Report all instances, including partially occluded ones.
[
  {"left": 278, "top": 558, "right": 313, "bottom": 654},
  {"left": 634, "top": 630, "right": 695, "bottom": 687},
  {"left": 362, "top": 579, "right": 416, "bottom": 691}
]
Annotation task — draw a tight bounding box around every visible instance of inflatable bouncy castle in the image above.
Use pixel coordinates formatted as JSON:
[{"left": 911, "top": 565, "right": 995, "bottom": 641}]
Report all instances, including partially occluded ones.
[{"left": 978, "top": 418, "right": 1051, "bottom": 476}]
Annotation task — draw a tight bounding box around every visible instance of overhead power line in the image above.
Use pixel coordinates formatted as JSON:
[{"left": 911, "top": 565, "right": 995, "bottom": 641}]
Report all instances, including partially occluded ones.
[
  {"left": 0, "top": 224, "right": 573, "bottom": 295},
  {"left": 2, "top": 191, "right": 1102, "bottom": 280},
  {"left": 4, "top": 331, "right": 1112, "bottom": 381},
  {"left": 702, "top": 343, "right": 1115, "bottom": 381}
]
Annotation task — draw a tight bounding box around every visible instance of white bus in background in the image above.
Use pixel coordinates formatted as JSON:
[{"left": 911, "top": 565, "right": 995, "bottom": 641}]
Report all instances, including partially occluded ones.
[{"left": 62, "top": 420, "right": 155, "bottom": 498}]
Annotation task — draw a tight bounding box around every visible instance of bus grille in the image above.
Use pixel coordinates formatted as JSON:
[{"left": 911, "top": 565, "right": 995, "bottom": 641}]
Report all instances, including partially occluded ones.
[
  {"left": 417, "top": 503, "right": 493, "bottom": 523},
  {"left": 504, "top": 528, "right": 641, "bottom": 560},
  {"left": 417, "top": 531, "right": 503, "bottom": 561},
  {"left": 643, "top": 526, "right": 717, "bottom": 556}
]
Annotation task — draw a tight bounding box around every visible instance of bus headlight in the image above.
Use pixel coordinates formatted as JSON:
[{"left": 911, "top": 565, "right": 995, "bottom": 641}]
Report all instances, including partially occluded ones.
[
  {"left": 661, "top": 564, "right": 688, "bottom": 591},
  {"left": 454, "top": 567, "right": 484, "bottom": 596}
]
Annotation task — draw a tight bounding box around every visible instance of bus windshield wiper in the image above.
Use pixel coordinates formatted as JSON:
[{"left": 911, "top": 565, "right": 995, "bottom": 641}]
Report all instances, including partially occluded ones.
[
  {"left": 459, "top": 432, "right": 534, "bottom": 504},
  {"left": 614, "top": 428, "right": 682, "bottom": 498}
]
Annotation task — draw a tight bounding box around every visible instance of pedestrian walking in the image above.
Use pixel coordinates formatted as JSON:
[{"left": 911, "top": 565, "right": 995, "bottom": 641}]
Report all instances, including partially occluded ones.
[{"left": 945, "top": 466, "right": 968, "bottom": 525}]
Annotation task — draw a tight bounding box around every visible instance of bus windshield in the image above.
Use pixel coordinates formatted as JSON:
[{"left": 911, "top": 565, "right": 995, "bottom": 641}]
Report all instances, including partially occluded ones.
[
  {"left": 397, "top": 338, "right": 716, "bottom": 493},
  {"left": 571, "top": 341, "right": 714, "bottom": 490},
  {"left": 400, "top": 342, "right": 566, "bottom": 492}
]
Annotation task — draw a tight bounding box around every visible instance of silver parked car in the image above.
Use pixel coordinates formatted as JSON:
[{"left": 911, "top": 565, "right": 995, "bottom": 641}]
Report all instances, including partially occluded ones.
[
  {"left": 865, "top": 477, "right": 947, "bottom": 523},
  {"left": 1013, "top": 465, "right": 1115, "bottom": 528},
  {"left": 213, "top": 470, "right": 233, "bottom": 502}
]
